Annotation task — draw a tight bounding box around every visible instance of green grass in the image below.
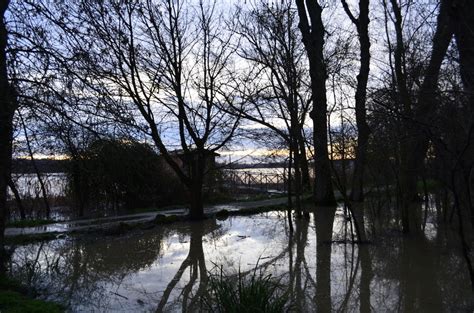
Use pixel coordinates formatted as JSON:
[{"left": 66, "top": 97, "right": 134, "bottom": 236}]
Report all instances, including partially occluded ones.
[
  {"left": 0, "top": 277, "right": 63, "bottom": 313},
  {"left": 7, "top": 219, "right": 56, "bottom": 228},
  {"left": 205, "top": 266, "right": 289, "bottom": 313}
]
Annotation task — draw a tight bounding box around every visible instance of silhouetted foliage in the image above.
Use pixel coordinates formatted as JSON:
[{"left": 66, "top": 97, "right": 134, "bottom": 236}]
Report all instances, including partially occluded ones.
[{"left": 67, "top": 139, "right": 184, "bottom": 213}]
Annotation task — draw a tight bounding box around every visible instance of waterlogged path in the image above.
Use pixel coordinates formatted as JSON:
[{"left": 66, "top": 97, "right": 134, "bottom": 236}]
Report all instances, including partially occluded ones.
[{"left": 5, "top": 197, "right": 291, "bottom": 237}]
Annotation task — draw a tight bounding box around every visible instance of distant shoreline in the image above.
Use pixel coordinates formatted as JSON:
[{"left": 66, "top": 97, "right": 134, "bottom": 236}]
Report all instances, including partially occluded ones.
[{"left": 12, "top": 158, "right": 353, "bottom": 174}]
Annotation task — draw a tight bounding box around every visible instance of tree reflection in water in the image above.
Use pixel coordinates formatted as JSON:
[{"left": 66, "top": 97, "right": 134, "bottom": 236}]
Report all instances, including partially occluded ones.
[
  {"left": 314, "top": 206, "right": 336, "bottom": 313},
  {"left": 156, "top": 220, "right": 215, "bottom": 312},
  {"left": 6, "top": 202, "right": 474, "bottom": 312}
]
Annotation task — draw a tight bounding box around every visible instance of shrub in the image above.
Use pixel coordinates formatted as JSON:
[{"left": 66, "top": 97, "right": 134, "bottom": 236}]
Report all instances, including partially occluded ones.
[{"left": 67, "top": 139, "right": 184, "bottom": 212}]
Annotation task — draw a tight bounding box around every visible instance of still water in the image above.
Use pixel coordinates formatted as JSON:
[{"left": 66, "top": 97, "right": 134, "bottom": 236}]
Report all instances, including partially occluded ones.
[
  {"left": 9, "top": 168, "right": 288, "bottom": 200},
  {"left": 8, "top": 207, "right": 474, "bottom": 312},
  {"left": 9, "top": 173, "right": 67, "bottom": 199}
]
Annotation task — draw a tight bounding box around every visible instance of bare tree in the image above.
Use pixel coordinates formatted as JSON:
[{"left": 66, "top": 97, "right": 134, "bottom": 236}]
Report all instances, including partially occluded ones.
[
  {"left": 449, "top": 0, "right": 474, "bottom": 228},
  {"left": 230, "top": 0, "right": 312, "bottom": 215},
  {"left": 86, "top": 0, "right": 241, "bottom": 219},
  {"left": 341, "top": 0, "right": 371, "bottom": 203},
  {"left": 383, "top": 0, "right": 454, "bottom": 233},
  {"left": 24, "top": 0, "right": 242, "bottom": 219},
  {"left": 337, "top": 0, "right": 371, "bottom": 241},
  {"left": 295, "top": 0, "right": 336, "bottom": 205}
]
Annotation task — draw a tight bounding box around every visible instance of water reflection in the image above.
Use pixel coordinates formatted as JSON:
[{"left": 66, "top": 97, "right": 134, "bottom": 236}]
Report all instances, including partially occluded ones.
[
  {"left": 7, "top": 205, "right": 474, "bottom": 312},
  {"left": 289, "top": 217, "right": 309, "bottom": 312},
  {"left": 399, "top": 237, "right": 442, "bottom": 312},
  {"left": 156, "top": 221, "right": 215, "bottom": 312},
  {"left": 315, "top": 207, "right": 336, "bottom": 313},
  {"left": 359, "top": 245, "right": 372, "bottom": 313}
]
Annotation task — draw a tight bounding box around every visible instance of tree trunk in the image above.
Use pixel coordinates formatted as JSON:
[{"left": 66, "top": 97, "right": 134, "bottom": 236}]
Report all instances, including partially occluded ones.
[
  {"left": 0, "top": 0, "right": 12, "bottom": 262},
  {"left": 7, "top": 177, "right": 25, "bottom": 220},
  {"left": 453, "top": 0, "right": 474, "bottom": 115},
  {"left": 298, "top": 133, "right": 311, "bottom": 191},
  {"left": 388, "top": 0, "right": 453, "bottom": 234},
  {"left": 291, "top": 109, "right": 303, "bottom": 217},
  {"left": 295, "top": 0, "right": 336, "bottom": 206},
  {"left": 187, "top": 151, "right": 205, "bottom": 220},
  {"left": 388, "top": 0, "right": 418, "bottom": 234},
  {"left": 348, "top": 0, "right": 371, "bottom": 203},
  {"left": 452, "top": 0, "right": 474, "bottom": 226},
  {"left": 349, "top": 202, "right": 367, "bottom": 242},
  {"left": 310, "top": 49, "right": 336, "bottom": 204},
  {"left": 188, "top": 182, "right": 204, "bottom": 220},
  {"left": 19, "top": 113, "right": 51, "bottom": 218},
  {"left": 402, "top": 0, "right": 454, "bottom": 233},
  {"left": 287, "top": 147, "right": 293, "bottom": 209},
  {"left": 293, "top": 139, "right": 303, "bottom": 217}
]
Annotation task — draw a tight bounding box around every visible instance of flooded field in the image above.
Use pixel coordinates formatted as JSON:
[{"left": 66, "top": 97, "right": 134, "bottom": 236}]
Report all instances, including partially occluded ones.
[{"left": 7, "top": 205, "right": 474, "bottom": 312}]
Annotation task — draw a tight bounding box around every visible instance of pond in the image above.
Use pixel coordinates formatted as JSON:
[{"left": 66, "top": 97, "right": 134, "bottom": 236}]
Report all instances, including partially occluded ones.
[{"left": 7, "top": 205, "right": 474, "bottom": 312}]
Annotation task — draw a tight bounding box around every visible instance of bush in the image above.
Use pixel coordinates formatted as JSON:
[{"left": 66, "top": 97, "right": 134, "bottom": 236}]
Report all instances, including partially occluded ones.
[{"left": 67, "top": 139, "right": 185, "bottom": 212}]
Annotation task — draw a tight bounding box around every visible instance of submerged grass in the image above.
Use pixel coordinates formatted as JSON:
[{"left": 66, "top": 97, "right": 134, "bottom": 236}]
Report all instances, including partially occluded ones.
[{"left": 205, "top": 265, "right": 289, "bottom": 313}]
